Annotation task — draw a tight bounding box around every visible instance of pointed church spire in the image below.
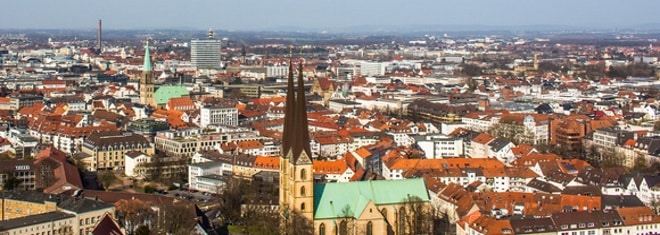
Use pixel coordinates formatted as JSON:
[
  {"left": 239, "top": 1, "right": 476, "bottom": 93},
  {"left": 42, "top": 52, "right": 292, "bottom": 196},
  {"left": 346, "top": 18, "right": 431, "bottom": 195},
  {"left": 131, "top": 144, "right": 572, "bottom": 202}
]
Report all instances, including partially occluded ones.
[
  {"left": 143, "top": 39, "right": 152, "bottom": 72},
  {"left": 281, "top": 45, "right": 296, "bottom": 157},
  {"left": 292, "top": 56, "right": 312, "bottom": 159}
]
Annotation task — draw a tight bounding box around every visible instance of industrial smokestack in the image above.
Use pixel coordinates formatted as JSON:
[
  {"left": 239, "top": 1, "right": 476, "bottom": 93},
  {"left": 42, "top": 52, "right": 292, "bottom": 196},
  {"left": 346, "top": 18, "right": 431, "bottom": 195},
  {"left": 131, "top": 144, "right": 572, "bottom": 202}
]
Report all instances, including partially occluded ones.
[{"left": 97, "top": 19, "right": 102, "bottom": 52}]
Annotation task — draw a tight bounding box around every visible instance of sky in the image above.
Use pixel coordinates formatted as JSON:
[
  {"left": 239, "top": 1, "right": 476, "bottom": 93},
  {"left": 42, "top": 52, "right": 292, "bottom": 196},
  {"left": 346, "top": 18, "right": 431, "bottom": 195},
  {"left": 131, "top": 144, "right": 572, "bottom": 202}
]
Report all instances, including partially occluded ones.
[{"left": 2, "top": 0, "right": 660, "bottom": 31}]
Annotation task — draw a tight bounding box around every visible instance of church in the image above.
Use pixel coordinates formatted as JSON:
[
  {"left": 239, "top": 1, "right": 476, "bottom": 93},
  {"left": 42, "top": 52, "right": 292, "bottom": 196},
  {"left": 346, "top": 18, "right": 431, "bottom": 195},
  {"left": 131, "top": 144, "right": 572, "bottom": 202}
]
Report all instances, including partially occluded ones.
[
  {"left": 279, "top": 58, "right": 431, "bottom": 235},
  {"left": 140, "top": 40, "right": 189, "bottom": 109}
]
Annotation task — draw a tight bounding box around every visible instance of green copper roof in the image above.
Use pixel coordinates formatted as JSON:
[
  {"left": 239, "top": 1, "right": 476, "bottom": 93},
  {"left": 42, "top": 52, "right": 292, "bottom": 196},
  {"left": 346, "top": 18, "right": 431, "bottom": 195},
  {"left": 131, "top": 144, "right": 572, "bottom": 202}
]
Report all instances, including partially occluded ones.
[
  {"left": 153, "top": 85, "right": 188, "bottom": 104},
  {"left": 143, "top": 40, "right": 152, "bottom": 72},
  {"left": 313, "top": 178, "right": 429, "bottom": 219}
]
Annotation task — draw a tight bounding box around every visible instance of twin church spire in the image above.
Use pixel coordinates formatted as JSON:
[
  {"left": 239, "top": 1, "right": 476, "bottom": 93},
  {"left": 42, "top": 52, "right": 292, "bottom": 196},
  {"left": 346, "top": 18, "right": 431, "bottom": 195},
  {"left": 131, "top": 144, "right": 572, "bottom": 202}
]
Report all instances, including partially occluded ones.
[{"left": 281, "top": 52, "right": 311, "bottom": 162}]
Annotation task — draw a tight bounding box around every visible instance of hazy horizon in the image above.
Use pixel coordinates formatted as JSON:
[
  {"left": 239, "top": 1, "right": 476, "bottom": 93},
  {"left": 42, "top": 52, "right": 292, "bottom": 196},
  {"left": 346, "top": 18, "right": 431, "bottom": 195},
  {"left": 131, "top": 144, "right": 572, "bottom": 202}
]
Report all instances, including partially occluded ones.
[{"left": 2, "top": 0, "right": 660, "bottom": 32}]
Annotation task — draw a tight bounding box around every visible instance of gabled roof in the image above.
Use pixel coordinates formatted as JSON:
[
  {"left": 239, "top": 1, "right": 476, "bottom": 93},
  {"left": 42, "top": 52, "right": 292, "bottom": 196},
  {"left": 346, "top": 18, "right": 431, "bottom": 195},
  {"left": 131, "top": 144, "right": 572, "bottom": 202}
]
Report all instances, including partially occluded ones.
[
  {"left": 313, "top": 178, "right": 429, "bottom": 219},
  {"left": 254, "top": 156, "right": 279, "bottom": 171},
  {"left": 57, "top": 196, "right": 115, "bottom": 214},
  {"left": 0, "top": 211, "right": 75, "bottom": 231},
  {"left": 82, "top": 190, "right": 174, "bottom": 204},
  {"left": 154, "top": 85, "right": 188, "bottom": 105},
  {"left": 615, "top": 206, "right": 660, "bottom": 225},
  {"left": 472, "top": 132, "right": 495, "bottom": 145},
  {"left": 488, "top": 137, "right": 512, "bottom": 152},
  {"left": 91, "top": 213, "right": 124, "bottom": 235},
  {"left": 313, "top": 159, "right": 349, "bottom": 175},
  {"left": 526, "top": 178, "right": 562, "bottom": 193}
]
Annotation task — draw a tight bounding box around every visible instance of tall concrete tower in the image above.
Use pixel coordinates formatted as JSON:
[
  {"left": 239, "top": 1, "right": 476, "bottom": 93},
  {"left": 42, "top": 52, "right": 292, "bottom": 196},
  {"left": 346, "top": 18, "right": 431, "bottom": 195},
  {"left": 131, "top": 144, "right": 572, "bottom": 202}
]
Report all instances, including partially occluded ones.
[{"left": 97, "top": 20, "right": 102, "bottom": 52}]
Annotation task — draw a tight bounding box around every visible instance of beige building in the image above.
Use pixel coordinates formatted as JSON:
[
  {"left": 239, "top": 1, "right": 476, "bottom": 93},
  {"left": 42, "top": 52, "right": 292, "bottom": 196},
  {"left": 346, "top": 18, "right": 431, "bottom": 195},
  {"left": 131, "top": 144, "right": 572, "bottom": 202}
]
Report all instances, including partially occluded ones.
[
  {"left": 0, "top": 191, "right": 115, "bottom": 235},
  {"left": 0, "top": 211, "right": 76, "bottom": 235},
  {"left": 154, "top": 128, "right": 230, "bottom": 158},
  {"left": 80, "top": 132, "right": 154, "bottom": 171}
]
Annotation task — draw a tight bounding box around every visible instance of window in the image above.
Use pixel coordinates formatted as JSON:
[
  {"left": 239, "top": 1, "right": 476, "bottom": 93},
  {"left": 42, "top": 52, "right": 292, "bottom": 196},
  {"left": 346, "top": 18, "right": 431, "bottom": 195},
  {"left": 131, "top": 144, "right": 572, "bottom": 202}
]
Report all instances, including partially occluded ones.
[
  {"left": 398, "top": 208, "right": 406, "bottom": 235},
  {"left": 319, "top": 223, "right": 325, "bottom": 235},
  {"left": 339, "top": 221, "right": 348, "bottom": 235},
  {"left": 301, "top": 169, "right": 307, "bottom": 180},
  {"left": 301, "top": 186, "right": 306, "bottom": 196},
  {"left": 301, "top": 203, "right": 306, "bottom": 211},
  {"left": 366, "top": 221, "right": 373, "bottom": 235}
]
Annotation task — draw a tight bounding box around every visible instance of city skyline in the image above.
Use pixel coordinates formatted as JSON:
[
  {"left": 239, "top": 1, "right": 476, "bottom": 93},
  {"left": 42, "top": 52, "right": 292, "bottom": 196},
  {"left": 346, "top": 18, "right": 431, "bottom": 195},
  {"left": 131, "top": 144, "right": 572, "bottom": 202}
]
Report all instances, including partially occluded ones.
[{"left": 2, "top": 0, "right": 660, "bottom": 32}]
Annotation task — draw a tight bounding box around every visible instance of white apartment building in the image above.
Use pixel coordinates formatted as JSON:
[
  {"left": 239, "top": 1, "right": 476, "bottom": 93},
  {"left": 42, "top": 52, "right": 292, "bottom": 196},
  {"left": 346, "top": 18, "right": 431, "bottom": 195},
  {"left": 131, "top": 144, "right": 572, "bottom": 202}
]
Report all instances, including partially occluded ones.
[
  {"left": 360, "top": 61, "right": 387, "bottom": 76},
  {"left": 266, "top": 65, "right": 289, "bottom": 78},
  {"left": 154, "top": 128, "right": 231, "bottom": 158},
  {"left": 200, "top": 105, "right": 238, "bottom": 128},
  {"left": 415, "top": 134, "right": 464, "bottom": 158},
  {"left": 188, "top": 161, "right": 229, "bottom": 193}
]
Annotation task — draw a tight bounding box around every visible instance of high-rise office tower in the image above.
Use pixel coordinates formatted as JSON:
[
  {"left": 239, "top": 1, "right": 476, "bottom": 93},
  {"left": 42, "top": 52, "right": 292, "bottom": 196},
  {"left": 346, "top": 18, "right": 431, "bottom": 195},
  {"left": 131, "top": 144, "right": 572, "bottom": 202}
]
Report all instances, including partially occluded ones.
[{"left": 191, "top": 29, "right": 222, "bottom": 69}]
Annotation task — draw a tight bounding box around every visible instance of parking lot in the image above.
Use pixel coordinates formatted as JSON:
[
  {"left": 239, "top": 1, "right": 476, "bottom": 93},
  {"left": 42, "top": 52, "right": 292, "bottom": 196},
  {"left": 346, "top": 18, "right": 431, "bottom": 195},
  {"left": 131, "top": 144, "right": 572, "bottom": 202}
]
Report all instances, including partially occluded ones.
[{"left": 165, "top": 189, "right": 216, "bottom": 203}]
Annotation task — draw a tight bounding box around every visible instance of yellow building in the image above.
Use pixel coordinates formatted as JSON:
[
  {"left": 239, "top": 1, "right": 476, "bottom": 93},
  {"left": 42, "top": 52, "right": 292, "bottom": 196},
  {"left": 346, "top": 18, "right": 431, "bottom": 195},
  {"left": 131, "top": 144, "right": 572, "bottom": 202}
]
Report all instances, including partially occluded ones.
[
  {"left": 0, "top": 191, "right": 58, "bottom": 220},
  {"left": 0, "top": 191, "right": 115, "bottom": 235},
  {"left": 80, "top": 132, "right": 154, "bottom": 171}
]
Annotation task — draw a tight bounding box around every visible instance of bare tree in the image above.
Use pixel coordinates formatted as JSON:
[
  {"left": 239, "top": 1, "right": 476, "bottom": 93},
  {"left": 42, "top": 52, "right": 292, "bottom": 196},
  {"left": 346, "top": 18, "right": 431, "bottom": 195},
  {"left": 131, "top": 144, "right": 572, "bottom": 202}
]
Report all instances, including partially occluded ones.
[
  {"left": 280, "top": 206, "right": 314, "bottom": 235},
  {"left": 239, "top": 201, "right": 279, "bottom": 235},
  {"left": 115, "top": 199, "right": 155, "bottom": 234},
  {"left": 337, "top": 205, "right": 355, "bottom": 235},
  {"left": 487, "top": 123, "right": 528, "bottom": 145},
  {"left": 154, "top": 201, "right": 197, "bottom": 235},
  {"left": 598, "top": 146, "right": 626, "bottom": 168},
  {"left": 98, "top": 171, "right": 120, "bottom": 191},
  {"left": 400, "top": 195, "right": 433, "bottom": 235}
]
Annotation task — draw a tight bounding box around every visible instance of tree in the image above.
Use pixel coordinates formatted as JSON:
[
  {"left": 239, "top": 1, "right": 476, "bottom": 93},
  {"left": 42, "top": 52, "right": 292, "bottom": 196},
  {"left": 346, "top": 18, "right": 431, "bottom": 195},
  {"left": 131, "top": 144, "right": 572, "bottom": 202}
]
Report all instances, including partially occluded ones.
[
  {"left": 400, "top": 195, "right": 433, "bottom": 235},
  {"left": 536, "top": 61, "right": 561, "bottom": 74},
  {"left": 230, "top": 77, "right": 243, "bottom": 85},
  {"left": 465, "top": 77, "right": 479, "bottom": 92},
  {"left": 148, "top": 155, "right": 164, "bottom": 182},
  {"left": 154, "top": 201, "right": 198, "bottom": 235},
  {"left": 336, "top": 205, "right": 355, "bottom": 235},
  {"left": 2, "top": 174, "right": 21, "bottom": 190},
  {"left": 134, "top": 225, "right": 150, "bottom": 235},
  {"left": 98, "top": 171, "right": 119, "bottom": 191},
  {"left": 461, "top": 63, "right": 483, "bottom": 77},
  {"left": 653, "top": 120, "right": 660, "bottom": 132},
  {"left": 228, "top": 88, "right": 245, "bottom": 99},
  {"left": 583, "top": 62, "right": 606, "bottom": 79},
  {"left": 598, "top": 147, "right": 626, "bottom": 168},
  {"left": 280, "top": 208, "right": 314, "bottom": 235},
  {"left": 239, "top": 200, "right": 279, "bottom": 235},
  {"left": 115, "top": 199, "right": 155, "bottom": 233},
  {"left": 631, "top": 155, "right": 651, "bottom": 173},
  {"left": 487, "top": 123, "right": 528, "bottom": 145},
  {"left": 217, "top": 177, "right": 247, "bottom": 224},
  {"left": 607, "top": 63, "right": 655, "bottom": 78}
]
